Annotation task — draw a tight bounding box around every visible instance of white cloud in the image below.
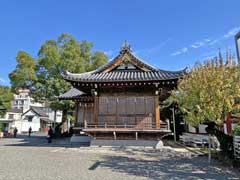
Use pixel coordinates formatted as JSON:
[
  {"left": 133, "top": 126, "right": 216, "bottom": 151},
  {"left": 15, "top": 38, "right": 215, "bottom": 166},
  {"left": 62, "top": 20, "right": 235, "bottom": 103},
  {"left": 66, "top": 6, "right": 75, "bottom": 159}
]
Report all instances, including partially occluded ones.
[
  {"left": 191, "top": 42, "right": 205, "bottom": 48},
  {"left": 209, "top": 39, "right": 219, "bottom": 45},
  {"left": 191, "top": 38, "right": 212, "bottom": 49},
  {"left": 223, "top": 27, "right": 240, "bottom": 38},
  {"left": 204, "top": 39, "right": 211, "bottom": 42},
  {"left": 171, "top": 47, "right": 188, "bottom": 56},
  {"left": 171, "top": 26, "right": 240, "bottom": 57},
  {"left": 209, "top": 26, "right": 240, "bottom": 45},
  {"left": 0, "top": 78, "right": 6, "bottom": 83}
]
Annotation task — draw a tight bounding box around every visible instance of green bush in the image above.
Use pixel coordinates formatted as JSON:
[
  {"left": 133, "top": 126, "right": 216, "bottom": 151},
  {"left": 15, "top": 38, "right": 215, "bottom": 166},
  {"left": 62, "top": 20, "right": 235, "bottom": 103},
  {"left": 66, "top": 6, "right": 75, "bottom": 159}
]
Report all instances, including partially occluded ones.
[
  {"left": 233, "top": 124, "right": 240, "bottom": 136},
  {"left": 0, "top": 123, "right": 4, "bottom": 132}
]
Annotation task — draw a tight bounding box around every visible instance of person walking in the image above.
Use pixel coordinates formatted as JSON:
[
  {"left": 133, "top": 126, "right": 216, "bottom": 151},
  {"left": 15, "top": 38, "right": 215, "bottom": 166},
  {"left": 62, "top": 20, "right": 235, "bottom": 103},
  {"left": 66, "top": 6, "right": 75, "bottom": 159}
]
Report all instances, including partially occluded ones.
[
  {"left": 47, "top": 126, "right": 53, "bottom": 143},
  {"left": 28, "top": 126, "right": 32, "bottom": 137},
  {"left": 13, "top": 127, "right": 18, "bottom": 138}
]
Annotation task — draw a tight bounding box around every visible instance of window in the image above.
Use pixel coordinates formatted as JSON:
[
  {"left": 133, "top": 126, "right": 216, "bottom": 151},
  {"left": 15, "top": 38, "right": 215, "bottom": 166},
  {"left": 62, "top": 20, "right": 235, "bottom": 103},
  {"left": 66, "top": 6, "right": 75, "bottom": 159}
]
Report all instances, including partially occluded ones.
[
  {"left": 27, "top": 116, "right": 34, "bottom": 122},
  {"left": 8, "top": 114, "right": 14, "bottom": 119}
]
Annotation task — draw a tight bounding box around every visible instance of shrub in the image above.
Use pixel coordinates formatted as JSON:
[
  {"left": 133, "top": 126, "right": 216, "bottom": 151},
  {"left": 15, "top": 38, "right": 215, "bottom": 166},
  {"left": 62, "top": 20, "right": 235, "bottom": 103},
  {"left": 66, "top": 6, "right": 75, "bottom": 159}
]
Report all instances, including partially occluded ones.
[{"left": 233, "top": 124, "right": 240, "bottom": 136}]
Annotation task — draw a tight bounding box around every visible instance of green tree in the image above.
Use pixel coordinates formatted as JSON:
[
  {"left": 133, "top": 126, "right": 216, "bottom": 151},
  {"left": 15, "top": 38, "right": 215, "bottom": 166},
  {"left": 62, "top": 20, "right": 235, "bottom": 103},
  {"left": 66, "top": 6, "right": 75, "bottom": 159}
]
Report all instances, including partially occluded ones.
[
  {"left": 9, "top": 51, "right": 37, "bottom": 92},
  {"left": 9, "top": 33, "right": 108, "bottom": 133},
  {"left": 0, "top": 86, "right": 14, "bottom": 117},
  {"left": 171, "top": 53, "right": 240, "bottom": 155},
  {"left": 90, "top": 51, "right": 108, "bottom": 71},
  {"left": 174, "top": 57, "right": 240, "bottom": 126},
  {"left": 34, "top": 33, "right": 108, "bottom": 132}
]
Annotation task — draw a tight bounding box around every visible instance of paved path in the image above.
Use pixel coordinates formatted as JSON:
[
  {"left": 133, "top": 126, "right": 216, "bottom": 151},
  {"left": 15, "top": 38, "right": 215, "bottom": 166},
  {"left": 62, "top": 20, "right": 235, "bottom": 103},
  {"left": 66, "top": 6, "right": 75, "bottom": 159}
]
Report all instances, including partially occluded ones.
[{"left": 0, "top": 136, "right": 239, "bottom": 180}]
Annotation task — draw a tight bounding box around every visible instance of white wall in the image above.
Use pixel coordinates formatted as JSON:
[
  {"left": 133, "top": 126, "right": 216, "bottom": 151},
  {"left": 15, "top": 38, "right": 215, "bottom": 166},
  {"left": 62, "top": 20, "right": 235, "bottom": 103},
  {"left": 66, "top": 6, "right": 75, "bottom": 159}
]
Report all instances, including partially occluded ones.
[
  {"left": 21, "top": 111, "right": 40, "bottom": 132},
  {"left": 46, "top": 110, "right": 62, "bottom": 123}
]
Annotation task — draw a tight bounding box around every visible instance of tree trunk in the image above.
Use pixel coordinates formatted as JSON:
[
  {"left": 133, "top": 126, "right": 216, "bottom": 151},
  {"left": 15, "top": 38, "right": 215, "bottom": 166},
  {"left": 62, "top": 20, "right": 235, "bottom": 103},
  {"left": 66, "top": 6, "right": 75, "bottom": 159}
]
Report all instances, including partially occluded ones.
[{"left": 60, "top": 109, "right": 68, "bottom": 134}]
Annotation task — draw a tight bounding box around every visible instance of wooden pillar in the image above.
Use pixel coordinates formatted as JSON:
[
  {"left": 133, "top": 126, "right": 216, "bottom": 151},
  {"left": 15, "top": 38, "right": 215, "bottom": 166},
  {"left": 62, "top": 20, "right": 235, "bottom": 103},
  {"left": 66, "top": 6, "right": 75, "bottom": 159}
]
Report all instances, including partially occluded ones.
[
  {"left": 75, "top": 102, "right": 79, "bottom": 125},
  {"left": 155, "top": 96, "right": 160, "bottom": 129},
  {"left": 94, "top": 96, "right": 99, "bottom": 127},
  {"left": 113, "top": 131, "right": 116, "bottom": 140}
]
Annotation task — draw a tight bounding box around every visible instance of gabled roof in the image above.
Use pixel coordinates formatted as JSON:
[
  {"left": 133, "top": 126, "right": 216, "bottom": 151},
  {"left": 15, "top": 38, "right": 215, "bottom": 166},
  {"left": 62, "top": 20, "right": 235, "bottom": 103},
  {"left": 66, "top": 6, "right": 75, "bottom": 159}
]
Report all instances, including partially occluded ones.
[
  {"left": 94, "top": 43, "right": 159, "bottom": 73},
  {"left": 62, "top": 42, "right": 186, "bottom": 83},
  {"left": 22, "top": 106, "right": 48, "bottom": 117},
  {"left": 59, "top": 87, "right": 86, "bottom": 100}
]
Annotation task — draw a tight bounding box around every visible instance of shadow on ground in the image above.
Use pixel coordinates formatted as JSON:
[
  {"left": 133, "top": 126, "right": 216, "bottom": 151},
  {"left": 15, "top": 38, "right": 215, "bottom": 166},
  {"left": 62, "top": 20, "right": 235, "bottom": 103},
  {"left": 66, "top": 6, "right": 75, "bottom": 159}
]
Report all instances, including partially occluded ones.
[
  {"left": 0, "top": 134, "right": 80, "bottom": 148},
  {"left": 98, "top": 154, "right": 239, "bottom": 180}
]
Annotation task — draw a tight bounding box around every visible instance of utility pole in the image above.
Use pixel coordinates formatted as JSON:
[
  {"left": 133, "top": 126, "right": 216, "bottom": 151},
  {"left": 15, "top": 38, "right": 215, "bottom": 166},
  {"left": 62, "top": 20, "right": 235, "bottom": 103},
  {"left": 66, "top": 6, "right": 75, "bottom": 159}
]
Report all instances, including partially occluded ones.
[
  {"left": 208, "top": 134, "right": 211, "bottom": 165},
  {"left": 172, "top": 107, "right": 176, "bottom": 142},
  {"left": 53, "top": 110, "right": 56, "bottom": 133}
]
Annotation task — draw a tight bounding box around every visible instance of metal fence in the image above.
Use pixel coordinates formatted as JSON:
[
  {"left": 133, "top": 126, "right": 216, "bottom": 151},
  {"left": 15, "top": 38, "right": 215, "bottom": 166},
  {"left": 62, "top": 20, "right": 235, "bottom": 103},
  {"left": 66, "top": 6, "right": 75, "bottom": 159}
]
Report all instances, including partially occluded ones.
[{"left": 234, "top": 136, "right": 240, "bottom": 159}]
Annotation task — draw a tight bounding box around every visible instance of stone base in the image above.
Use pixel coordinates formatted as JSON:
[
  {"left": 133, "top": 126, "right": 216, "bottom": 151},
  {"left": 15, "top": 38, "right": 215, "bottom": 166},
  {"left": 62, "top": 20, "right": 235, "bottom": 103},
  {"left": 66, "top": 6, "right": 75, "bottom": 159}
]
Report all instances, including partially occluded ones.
[{"left": 70, "top": 135, "right": 92, "bottom": 144}]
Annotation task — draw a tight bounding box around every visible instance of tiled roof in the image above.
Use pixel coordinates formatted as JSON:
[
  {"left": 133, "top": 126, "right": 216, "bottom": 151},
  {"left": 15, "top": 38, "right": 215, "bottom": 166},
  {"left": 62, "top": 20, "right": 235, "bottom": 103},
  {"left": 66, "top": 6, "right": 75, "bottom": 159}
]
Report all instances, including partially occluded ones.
[
  {"left": 62, "top": 43, "right": 186, "bottom": 83},
  {"left": 59, "top": 88, "right": 86, "bottom": 99},
  {"left": 31, "top": 106, "right": 49, "bottom": 117},
  {"left": 63, "top": 70, "right": 185, "bottom": 82},
  {"left": 94, "top": 49, "right": 159, "bottom": 73}
]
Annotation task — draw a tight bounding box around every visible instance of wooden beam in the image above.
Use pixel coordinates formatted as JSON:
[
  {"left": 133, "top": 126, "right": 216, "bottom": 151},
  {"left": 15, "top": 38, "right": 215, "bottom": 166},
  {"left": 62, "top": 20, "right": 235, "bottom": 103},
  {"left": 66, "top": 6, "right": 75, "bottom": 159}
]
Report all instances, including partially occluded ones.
[
  {"left": 75, "top": 102, "right": 79, "bottom": 124},
  {"left": 155, "top": 96, "right": 160, "bottom": 129},
  {"left": 94, "top": 96, "right": 99, "bottom": 126}
]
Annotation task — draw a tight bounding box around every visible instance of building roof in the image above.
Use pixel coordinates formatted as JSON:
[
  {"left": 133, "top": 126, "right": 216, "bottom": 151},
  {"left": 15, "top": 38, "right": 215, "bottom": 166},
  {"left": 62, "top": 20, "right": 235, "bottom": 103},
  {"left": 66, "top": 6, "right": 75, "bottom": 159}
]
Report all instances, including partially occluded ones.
[
  {"left": 63, "top": 70, "right": 185, "bottom": 82},
  {"left": 59, "top": 88, "right": 86, "bottom": 100},
  {"left": 7, "top": 108, "right": 23, "bottom": 114},
  {"left": 62, "top": 42, "right": 186, "bottom": 83},
  {"left": 22, "top": 106, "right": 49, "bottom": 117},
  {"left": 40, "top": 117, "right": 53, "bottom": 122}
]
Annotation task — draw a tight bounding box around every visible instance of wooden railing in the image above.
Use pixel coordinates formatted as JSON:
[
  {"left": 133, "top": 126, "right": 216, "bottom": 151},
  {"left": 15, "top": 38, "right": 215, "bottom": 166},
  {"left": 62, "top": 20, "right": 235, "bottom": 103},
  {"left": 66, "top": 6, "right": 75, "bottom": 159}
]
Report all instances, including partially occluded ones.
[{"left": 75, "top": 121, "right": 168, "bottom": 130}]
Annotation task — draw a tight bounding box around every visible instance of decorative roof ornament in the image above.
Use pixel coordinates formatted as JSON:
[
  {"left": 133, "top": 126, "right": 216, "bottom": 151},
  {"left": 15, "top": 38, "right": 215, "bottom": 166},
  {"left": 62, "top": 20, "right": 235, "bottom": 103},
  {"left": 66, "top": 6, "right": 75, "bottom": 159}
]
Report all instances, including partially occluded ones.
[{"left": 120, "top": 40, "right": 132, "bottom": 53}]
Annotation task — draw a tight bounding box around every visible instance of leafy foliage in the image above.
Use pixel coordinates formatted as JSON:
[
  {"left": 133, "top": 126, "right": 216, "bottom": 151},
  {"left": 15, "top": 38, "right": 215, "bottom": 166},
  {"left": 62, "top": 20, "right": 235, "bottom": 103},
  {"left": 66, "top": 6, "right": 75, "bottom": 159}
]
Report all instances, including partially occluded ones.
[
  {"left": 9, "top": 51, "right": 37, "bottom": 92},
  {"left": 9, "top": 33, "right": 108, "bottom": 132},
  {"left": 172, "top": 54, "right": 240, "bottom": 126},
  {"left": 233, "top": 124, "right": 240, "bottom": 136},
  {"left": 0, "top": 86, "right": 14, "bottom": 117},
  {"left": 34, "top": 33, "right": 108, "bottom": 111}
]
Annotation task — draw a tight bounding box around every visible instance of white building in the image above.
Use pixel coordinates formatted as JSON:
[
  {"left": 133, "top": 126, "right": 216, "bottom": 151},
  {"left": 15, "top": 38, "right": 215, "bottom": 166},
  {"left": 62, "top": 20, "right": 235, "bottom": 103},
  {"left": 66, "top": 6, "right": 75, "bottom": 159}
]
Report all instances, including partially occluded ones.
[
  {"left": 0, "top": 108, "right": 22, "bottom": 133},
  {"left": 0, "top": 89, "right": 62, "bottom": 133},
  {"left": 21, "top": 106, "right": 62, "bottom": 132},
  {"left": 12, "top": 89, "right": 42, "bottom": 113}
]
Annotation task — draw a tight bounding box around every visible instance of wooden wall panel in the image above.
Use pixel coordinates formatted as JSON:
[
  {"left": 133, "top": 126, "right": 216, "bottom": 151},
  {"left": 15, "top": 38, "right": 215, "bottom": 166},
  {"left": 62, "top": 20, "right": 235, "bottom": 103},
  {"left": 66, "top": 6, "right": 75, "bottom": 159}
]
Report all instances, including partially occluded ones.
[
  {"left": 118, "top": 97, "right": 126, "bottom": 115},
  {"left": 99, "top": 97, "right": 108, "bottom": 114},
  {"left": 126, "top": 97, "right": 135, "bottom": 115},
  {"left": 135, "top": 97, "right": 145, "bottom": 114},
  {"left": 78, "top": 106, "right": 84, "bottom": 123},
  {"left": 105, "top": 116, "right": 116, "bottom": 126},
  {"left": 135, "top": 116, "right": 152, "bottom": 129},
  {"left": 107, "top": 97, "right": 117, "bottom": 114},
  {"left": 94, "top": 95, "right": 158, "bottom": 129},
  {"left": 146, "top": 97, "right": 155, "bottom": 114}
]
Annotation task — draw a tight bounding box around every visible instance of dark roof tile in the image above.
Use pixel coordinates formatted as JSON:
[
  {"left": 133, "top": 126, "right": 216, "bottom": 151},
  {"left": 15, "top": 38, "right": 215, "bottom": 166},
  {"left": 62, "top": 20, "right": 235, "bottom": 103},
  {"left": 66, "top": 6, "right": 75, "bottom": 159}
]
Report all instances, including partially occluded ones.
[{"left": 59, "top": 88, "right": 85, "bottom": 100}]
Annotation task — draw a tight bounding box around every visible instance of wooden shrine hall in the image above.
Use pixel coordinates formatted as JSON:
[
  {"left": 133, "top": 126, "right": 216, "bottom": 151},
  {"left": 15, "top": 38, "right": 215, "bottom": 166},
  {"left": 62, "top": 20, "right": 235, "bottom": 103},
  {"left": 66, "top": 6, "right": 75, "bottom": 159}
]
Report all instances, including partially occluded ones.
[{"left": 60, "top": 42, "right": 186, "bottom": 139}]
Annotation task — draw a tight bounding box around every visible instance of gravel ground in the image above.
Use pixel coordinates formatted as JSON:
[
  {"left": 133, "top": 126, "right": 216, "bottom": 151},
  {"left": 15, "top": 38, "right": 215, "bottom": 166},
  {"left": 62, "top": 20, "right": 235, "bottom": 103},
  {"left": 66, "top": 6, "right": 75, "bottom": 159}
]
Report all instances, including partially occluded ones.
[{"left": 0, "top": 136, "right": 239, "bottom": 180}]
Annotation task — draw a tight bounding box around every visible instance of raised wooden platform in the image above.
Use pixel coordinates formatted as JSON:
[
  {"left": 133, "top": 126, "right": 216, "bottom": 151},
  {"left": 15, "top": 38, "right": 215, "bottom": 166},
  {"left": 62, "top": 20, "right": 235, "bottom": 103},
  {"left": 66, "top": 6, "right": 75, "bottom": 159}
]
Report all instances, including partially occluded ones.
[
  {"left": 81, "top": 128, "right": 170, "bottom": 133},
  {"left": 73, "top": 127, "right": 171, "bottom": 140}
]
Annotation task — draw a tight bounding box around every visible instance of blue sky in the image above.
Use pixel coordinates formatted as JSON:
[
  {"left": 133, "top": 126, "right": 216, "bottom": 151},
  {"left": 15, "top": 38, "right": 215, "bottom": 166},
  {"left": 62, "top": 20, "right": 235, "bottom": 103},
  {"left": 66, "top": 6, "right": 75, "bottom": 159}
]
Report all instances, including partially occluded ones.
[{"left": 0, "top": 0, "right": 240, "bottom": 86}]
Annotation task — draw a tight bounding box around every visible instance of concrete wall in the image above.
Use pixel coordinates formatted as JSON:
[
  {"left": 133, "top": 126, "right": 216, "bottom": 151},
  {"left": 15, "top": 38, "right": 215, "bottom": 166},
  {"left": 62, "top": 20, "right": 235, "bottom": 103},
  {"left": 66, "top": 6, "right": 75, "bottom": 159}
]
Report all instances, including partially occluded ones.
[{"left": 21, "top": 111, "right": 40, "bottom": 132}]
